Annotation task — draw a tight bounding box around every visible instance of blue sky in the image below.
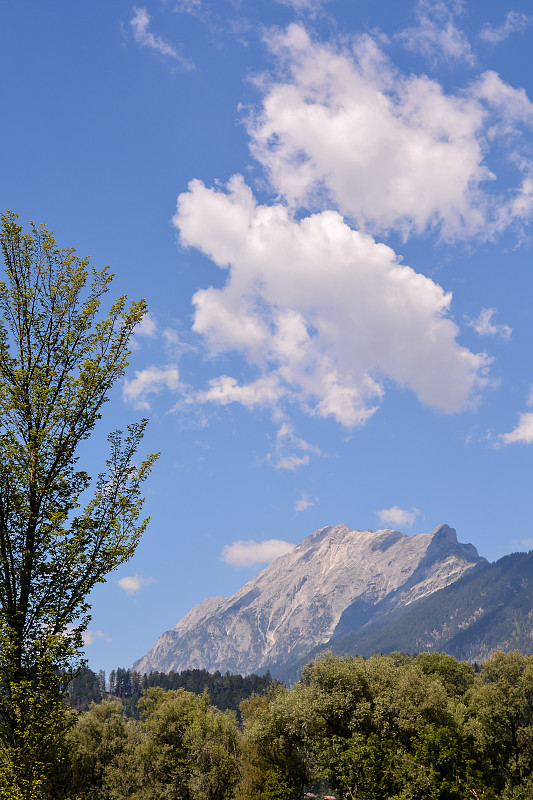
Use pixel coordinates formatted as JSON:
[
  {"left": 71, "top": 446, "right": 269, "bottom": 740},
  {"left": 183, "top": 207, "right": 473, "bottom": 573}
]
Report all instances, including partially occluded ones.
[{"left": 1, "top": 0, "right": 533, "bottom": 675}]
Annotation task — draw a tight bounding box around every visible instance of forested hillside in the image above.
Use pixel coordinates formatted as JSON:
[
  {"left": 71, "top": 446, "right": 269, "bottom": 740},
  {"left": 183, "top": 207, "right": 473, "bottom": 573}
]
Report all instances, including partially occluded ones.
[
  {"left": 270, "top": 550, "right": 533, "bottom": 684},
  {"left": 68, "top": 665, "right": 276, "bottom": 719}
]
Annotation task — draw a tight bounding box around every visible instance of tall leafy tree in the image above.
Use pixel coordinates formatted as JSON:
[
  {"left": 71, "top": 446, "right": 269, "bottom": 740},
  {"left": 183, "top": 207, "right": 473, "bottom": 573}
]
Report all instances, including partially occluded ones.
[
  {"left": 467, "top": 651, "right": 533, "bottom": 795},
  {"left": 0, "top": 212, "right": 158, "bottom": 798}
]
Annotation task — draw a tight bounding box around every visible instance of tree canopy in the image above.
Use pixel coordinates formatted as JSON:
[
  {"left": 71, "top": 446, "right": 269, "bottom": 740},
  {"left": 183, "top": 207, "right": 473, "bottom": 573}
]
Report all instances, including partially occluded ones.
[{"left": 59, "top": 651, "right": 533, "bottom": 800}]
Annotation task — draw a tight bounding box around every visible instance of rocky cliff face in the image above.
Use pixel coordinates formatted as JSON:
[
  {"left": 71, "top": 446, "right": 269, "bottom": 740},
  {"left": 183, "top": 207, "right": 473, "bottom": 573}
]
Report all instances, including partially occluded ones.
[{"left": 133, "top": 523, "right": 485, "bottom": 676}]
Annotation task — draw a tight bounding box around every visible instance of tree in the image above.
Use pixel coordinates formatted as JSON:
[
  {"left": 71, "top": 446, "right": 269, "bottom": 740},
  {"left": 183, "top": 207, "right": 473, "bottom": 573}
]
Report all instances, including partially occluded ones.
[
  {"left": 0, "top": 212, "right": 158, "bottom": 798},
  {"left": 109, "top": 687, "right": 241, "bottom": 800},
  {"left": 237, "top": 686, "right": 311, "bottom": 800},
  {"left": 64, "top": 699, "right": 136, "bottom": 800},
  {"left": 467, "top": 651, "right": 533, "bottom": 794}
]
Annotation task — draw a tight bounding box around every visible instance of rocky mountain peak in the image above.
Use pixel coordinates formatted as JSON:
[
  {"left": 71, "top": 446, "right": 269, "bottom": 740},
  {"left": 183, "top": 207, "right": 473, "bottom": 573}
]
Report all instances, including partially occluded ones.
[{"left": 133, "top": 523, "right": 485, "bottom": 676}]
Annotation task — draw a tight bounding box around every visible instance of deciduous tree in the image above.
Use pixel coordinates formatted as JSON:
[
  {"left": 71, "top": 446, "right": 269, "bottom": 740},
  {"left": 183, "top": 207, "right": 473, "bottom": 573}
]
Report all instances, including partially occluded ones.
[{"left": 0, "top": 212, "right": 157, "bottom": 798}]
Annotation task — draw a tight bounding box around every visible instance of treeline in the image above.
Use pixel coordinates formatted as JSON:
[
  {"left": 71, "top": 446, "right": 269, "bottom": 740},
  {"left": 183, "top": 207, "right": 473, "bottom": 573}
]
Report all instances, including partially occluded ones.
[
  {"left": 67, "top": 665, "right": 276, "bottom": 718},
  {"left": 52, "top": 650, "right": 533, "bottom": 799}
]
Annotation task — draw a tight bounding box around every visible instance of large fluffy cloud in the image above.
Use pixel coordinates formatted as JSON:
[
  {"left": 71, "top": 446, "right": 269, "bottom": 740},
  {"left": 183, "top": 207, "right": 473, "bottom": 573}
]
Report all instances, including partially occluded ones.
[
  {"left": 247, "top": 24, "right": 533, "bottom": 239},
  {"left": 174, "top": 176, "right": 488, "bottom": 426}
]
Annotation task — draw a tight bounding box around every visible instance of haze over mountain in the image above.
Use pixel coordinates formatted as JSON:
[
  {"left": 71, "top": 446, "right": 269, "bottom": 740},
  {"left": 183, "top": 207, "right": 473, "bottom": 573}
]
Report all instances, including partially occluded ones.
[{"left": 133, "top": 523, "right": 484, "bottom": 676}]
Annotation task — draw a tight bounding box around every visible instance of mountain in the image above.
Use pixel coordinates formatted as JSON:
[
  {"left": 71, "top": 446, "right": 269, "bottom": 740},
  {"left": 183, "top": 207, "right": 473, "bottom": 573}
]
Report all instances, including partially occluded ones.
[
  {"left": 133, "top": 523, "right": 485, "bottom": 676},
  {"left": 268, "top": 549, "right": 533, "bottom": 683},
  {"left": 329, "top": 549, "right": 533, "bottom": 659}
]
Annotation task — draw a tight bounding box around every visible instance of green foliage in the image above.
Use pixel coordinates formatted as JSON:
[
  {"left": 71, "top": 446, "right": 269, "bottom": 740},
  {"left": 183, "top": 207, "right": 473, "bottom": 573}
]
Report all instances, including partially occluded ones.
[
  {"left": 258, "top": 768, "right": 294, "bottom": 800},
  {"left": 67, "top": 663, "right": 277, "bottom": 719},
  {"left": 102, "top": 688, "right": 241, "bottom": 800},
  {"left": 467, "top": 651, "right": 533, "bottom": 793},
  {"left": 413, "top": 652, "right": 476, "bottom": 699},
  {"left": 237, "top": 653, "right": 498, "bottom": 800},
  {"left": 123, "top": 667, "right": 277, "bottom": 719},
  {"left": 0, "top": 213, "right": 158, "bottom": 798},
  {"left": 67, "top": 666, "right": 104, "bottom": 711},
  {"left": 56, "top": 651, "right": 533, "bottom": 799},
  {"left": 63, "top": 699, "right": 136, "bottom": 800},
  {"left": 237, "top": 686, "right": 309, "bottom": 800}
]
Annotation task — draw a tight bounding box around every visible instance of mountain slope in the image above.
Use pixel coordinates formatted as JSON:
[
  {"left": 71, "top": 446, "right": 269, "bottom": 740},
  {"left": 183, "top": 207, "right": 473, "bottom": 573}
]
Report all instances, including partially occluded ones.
[
  {"left": 330, "top": 549, "right": 533, "bottom": 659},
  {"left": 133, "top": 523, "right": 484, "bottom": 675},
  {"left": 269, "top": 549, "right": 533, "bottom": 683}
]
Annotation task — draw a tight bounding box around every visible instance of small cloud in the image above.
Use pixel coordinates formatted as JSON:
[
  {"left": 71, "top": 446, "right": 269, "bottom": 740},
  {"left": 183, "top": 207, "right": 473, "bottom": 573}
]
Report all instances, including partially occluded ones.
[
  {"left": 130, "top": 312, "right": 158, "bottom": 350},
  {"left": 221, "top": 538, "right": 296, "bottom": 568},
  {"left": 175, "top": 0, "right": 202, "bottom": 12},
  {"left": 117, "top": 575, "right": 156, "bottom": 596},
  {"left": 398, "top": 0, "right": 475, "bottom": 65},
  {"left": 527, "top": 386, "right": 533, "bottom": 407},
  {"left": 163, "top": 328, "right": 180, "bottom": 346},
  {"left": 199, "top": 375, "right": 285, "bottom": 410},
  {"left": 295, "top": 493, "right": 319, "bottom": 511},
  {"left": 480, "top": 11, "right": 531, "bottom": 44},
  {"left": 135, "top": 312, "right": 157, "bottom": 339},
  {"left": 163, "top": 327, "right": 193, "bottom": 352},
  {"left": 123, "top": 365, "right": 181, "bottom": 410},
  {"left": 520, "top": 538, "right": 533, "bottom": 549},
  {"left": 466, "top": 308, "right": 512, "bottom": 340},
  {"left": 276, "top": 454, "right": 310, "bottom": 470},
  {"left": 499, "top": 412, "right": 533, "bottom": 445},
  {"left": 268, "top": 423, "right": 321, "bottom": 471},
  {"left": 130, "top": 6, "right": 194, "bottom": 69},
  {"left": 377, "top": 506, "right": 422, "bottom": 528},
  {"left": 83, "top": 630, "right": 112, "bottom": 646},
  {"left": 276, "top": 0, "right": 331, "bottom": 11}
]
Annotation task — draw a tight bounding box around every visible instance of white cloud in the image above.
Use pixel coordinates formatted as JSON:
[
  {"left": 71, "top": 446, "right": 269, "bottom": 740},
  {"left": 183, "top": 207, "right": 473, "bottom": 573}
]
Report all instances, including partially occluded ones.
[
  {"left": 295, "top": 493, "right": 319, "bottom": 511},
  {"left": 174, "top": 176, "right": 489, "bottom": 426},
  {"left": 480, "top": 11, "right": 531, "bottom": 44},
  {"left": 269, "top": 423, "right": 320, "bottom": 470},
  {"left": 276, "top": 0, "right": 331, "bottom": 11},
  {"left": 473, "top": 70, "right": 533, "bottom": 126},
  {"left": 130, "top": 312, "right": 158, "bottom": 350},
  {"left": 399, "top": 0, "right": 474, "bottom": 64},
  {"left": 221, "top": 538, "right": 296, "bottom": 567},
  {"left": 117, "top": 575, "right": 156, "bottom": 595},
  {"left": 123, "top": 365, "right": 181, "bottom": 410},
  {"left": 199, "top": 375, "right": 285, "bottom": 409},
  {"left": 130, "top": 6, "right": 194, "bottom": 68},
  {"left": 82, "top": 629, "right": 112, "bottom": 646},
  {"left": 246, "top": 24, "right": 533, "bottom": 240},
  {"left": 466, "top": 308, "right": 512, "bottom": 340},
  {"left": 175, "top": 0, "right": 202, "bottom": 13},
  {"left": 135, "top": 312, "right": 157, "bottom": 339},
  {"left": 520, "top": 538, "right": 533, "bottom": 549},
  {"left": 377, "top": 506, "right": 422, "bottom": 528},
  {"left": 499, "top": 412, "right": 533, "bottom": 445},
  {"left": 163, "top": 328, "right": 182, "bottom": 348},
  {"left": 277, "top": 454, "right": 309, "bottom": 470}
]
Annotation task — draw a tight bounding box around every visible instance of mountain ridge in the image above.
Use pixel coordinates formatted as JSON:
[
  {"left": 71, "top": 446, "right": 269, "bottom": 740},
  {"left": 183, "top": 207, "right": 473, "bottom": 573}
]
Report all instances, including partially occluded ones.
[{"left": 133, "top": 522, "right": 485, "bottom": 675}]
